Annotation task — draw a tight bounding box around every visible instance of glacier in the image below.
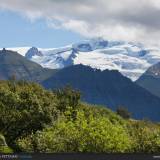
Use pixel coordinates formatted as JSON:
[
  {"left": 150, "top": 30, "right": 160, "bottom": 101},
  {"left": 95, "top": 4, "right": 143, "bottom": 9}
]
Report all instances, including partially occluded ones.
[{"left": 3, "top": 38, "right": 160, "bottom": 81}]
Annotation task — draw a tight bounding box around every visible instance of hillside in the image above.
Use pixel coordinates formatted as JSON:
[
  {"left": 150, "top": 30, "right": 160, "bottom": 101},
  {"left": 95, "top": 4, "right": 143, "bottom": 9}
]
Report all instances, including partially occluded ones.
[
  {"left": 1, "top": 80, "right": 160, "bottom": 153},
  {"left": 136, "top": 62, "right": 160, "bottom": 98},
  {"left": 0, "top": 49, "right": 55, "bottom": 82},
  {"left": 42, "top": 64, "right": 160, "bottom": 121}
]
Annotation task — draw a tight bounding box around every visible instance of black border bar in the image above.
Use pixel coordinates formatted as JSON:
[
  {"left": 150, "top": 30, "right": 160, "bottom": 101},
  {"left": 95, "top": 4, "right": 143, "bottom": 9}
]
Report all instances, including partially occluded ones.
[{"left": 1, "top": 153, "right": 160, "bottom": 160}]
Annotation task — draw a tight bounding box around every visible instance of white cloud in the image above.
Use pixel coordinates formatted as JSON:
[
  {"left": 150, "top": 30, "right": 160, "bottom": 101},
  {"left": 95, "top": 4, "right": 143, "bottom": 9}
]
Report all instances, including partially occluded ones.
[{"left": 1, "top": 0, "right": 160, "bottom": 46}]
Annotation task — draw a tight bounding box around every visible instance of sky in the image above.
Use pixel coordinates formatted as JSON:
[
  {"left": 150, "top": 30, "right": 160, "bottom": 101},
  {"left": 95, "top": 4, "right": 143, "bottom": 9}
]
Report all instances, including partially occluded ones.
[
  {"left": 0, "top": 0, "right": 160, "bottom": 48},
  {"left": 0, "top": 10, "right": 84, "bottom": 48}
]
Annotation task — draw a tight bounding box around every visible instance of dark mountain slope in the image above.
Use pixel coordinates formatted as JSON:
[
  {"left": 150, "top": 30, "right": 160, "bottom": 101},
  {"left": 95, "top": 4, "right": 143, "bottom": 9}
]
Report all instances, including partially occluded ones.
[
  {"left": 42, "top": 64, "right": 160, "bottom": 121},
  {"left": 136, "top": 62, "right": 160, "bottom": 98},
  {"left": 0, "top": 49, "right": 55, "bottom": 82}
]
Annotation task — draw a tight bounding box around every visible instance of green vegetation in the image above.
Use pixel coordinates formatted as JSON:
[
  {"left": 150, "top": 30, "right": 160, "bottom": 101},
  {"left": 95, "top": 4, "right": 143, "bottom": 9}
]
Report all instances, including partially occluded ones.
[
  {"left": 0, "top": 80, "right": 58, "bottom": 150},
  {"left": 0, "top": 134, "right": 13, "bottom": 153},
  {"left": 116, "top": 107, "right": 131, "bottom": 119},
  {"left": 0, "top": 80, "right": 160, "bottom": 153},
  {"left": 128, "top": 120, "right": 160, "bottom": 153},
  {"left": 17, "top": 110, "right": 131, "bottom": 153}
]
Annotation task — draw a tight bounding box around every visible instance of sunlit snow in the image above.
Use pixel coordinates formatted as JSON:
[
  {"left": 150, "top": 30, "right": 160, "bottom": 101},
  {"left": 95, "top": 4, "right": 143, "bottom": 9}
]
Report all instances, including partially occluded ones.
[{"left": 4, "top": 39, "right": 160, "bottom": 81}]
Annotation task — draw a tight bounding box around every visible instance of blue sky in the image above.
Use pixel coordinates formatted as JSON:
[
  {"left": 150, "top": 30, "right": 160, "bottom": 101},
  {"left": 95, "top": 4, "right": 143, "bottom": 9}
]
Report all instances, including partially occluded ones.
[
  {"left": 0, "top": 10, "right": 83, "bottom": 48},
  {"left": 0, "top": 0, "right": 160, "bottom": 47}
]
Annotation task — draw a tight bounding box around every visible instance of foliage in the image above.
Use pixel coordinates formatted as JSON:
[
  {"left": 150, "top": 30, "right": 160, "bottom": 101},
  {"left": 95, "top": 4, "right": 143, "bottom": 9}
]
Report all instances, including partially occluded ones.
[
  {"left": 0, "top": 146, "right": 13, "bottom": 153},
  {"left": 54, "top": 86, "right": 80, "bottom": 111},
  {"left": 17, "top": 110, "right": 132, "bottom": 153},
  {"left": 0, "top": 80, "right": 58, "bottom": 149},
  {"left": 0, "top": 134, "right": 13, "bottom": 153},
  {"left": 54, "top": 86, "right": 81, "bottom": 120},
  {"left": 128, "top": 120, "right": 160, "bottom": 153},
  {"left": 1, "top": 80, "right": 160, "bottom": 153},
  {"left": 116, "top": 107, "right": 131, "bottom": 119},
  {"left": 80, "top": 103, "right": 126, "bottom": 125}
]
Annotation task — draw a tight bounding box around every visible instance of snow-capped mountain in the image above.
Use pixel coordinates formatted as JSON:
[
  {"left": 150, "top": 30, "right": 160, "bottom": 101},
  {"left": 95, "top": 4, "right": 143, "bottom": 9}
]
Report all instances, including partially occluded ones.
[
  {"left": 25, "top": 47, "right": 43, "bottom": 59},
  {"left": 4, "top": 38, "right": 160, "bottom": 81}
]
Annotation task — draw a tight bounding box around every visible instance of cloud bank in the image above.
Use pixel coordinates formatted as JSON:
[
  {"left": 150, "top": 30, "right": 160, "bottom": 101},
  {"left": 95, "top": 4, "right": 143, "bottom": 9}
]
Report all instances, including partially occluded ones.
[{"left": 0, "top": 0, "right": 160, "bottom": 45}]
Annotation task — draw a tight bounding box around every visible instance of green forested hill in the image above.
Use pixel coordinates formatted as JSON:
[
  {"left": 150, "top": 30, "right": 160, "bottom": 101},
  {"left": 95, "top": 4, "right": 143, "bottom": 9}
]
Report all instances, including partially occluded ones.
[{"left": 0, "top": 80, "right": 160, "bottom": 153}]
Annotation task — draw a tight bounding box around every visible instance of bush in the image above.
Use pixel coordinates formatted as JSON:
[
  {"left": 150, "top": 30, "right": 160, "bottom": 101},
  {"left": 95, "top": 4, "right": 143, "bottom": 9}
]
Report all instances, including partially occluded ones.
[
  {"left": 0, "top": 134, "right": 13, "bottom": 153},
  {"left": 0, "top": 81, "right": 59, "bottom": 149},
  {"left": 54, "top": 86, "right": 80, "bottom": 111},
  {"left": 54, "top": 86, "right": 81, "bottom": 120},
  {"left": 0, "top": 146, "right": 13, "bottom": 153},
  {"left": 116, "top": 107, "right": 131, "bottom": 119},
  {"left": 128, "top": 121, "right": 160, "bottom": 153},
  {"left": 17, "top": 110, "right": 132, "bottom": 153}
]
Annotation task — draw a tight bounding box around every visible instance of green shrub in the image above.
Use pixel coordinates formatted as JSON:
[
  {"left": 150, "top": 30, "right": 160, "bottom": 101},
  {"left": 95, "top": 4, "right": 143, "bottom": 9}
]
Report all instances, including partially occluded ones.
[
  {"left": 54, "top": 86, "right": 81, "bottom": 120},
  {"left": 0, "top": 134, "right": 13, "bottom": 153},
  {"left": 0, "top": 81, "right": 59, "bottom": 149},
  {"left": 128, "top": 121, "right": 160, "bottom": 153},
  {"left": 0, "top": 146, "right": 13, "bottom": 153},
  {"left": 17, "top": 110, "right": 132, "bottom": 153},
  {"left": 116, "top": 107, "right": 131, "bottom": 119}
]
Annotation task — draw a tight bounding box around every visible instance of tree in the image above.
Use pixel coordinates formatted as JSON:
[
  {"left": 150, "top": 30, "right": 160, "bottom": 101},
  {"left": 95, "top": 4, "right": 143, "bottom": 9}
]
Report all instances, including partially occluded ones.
[
  {"left": 116, "top": 107, "right": 131, "bottom": 119},
  {"left": 54, "top": 86, "right": 81, "bottom": 120},
  {"left": 0, "top": 81, "right": 59, "bottom": 150}
]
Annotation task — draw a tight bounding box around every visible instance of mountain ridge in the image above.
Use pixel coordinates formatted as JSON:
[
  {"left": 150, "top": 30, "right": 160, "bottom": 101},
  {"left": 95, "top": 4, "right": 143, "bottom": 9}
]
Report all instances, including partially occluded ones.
[
  {"left": 42, "top": 64, "right": 160, "bottom": 121},
  {"left": 0, "top": 49, "right": 160, "bottom": 121},
  {"left": 4, "top": 38, "right": 160, "bottom": 81}
]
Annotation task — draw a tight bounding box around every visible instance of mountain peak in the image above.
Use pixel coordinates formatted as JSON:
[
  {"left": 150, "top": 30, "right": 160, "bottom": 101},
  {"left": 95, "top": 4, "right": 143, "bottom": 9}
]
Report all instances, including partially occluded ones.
[{"left": 25, "top": 47, "right": 43, "bottom": 59}]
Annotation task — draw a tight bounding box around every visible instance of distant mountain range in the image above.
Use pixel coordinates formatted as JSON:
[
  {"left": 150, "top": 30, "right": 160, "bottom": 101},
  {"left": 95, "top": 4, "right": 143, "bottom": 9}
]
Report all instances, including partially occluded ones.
[
  {"left": 5, "top": 38, "right": 160, "bottom": 81},
  {"left": 2, "top": 39, "right": 160, "bottom": 121}
]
